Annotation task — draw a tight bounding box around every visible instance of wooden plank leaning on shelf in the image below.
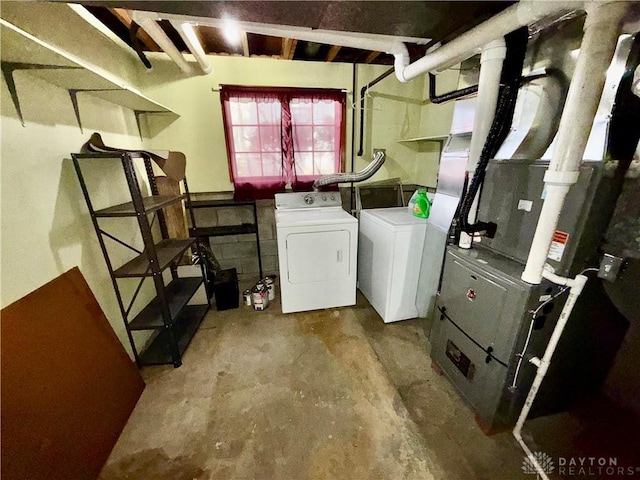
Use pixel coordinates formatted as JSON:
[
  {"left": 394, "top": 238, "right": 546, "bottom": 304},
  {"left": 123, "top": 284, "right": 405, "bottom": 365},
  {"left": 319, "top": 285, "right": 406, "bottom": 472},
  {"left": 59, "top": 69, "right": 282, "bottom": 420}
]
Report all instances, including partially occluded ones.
[
  {"left": 155, "top": 176, "right": 188, "bottom": 239},
  {"left": 0, "top": 267, "right": 145, "bottom": 480}
]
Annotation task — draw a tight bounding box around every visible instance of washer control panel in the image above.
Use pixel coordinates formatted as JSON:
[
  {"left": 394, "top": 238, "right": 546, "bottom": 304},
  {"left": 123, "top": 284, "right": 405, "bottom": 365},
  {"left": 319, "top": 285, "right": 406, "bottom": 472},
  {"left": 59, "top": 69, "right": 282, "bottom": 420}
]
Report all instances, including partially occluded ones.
[{"left": 275, "top": 191, "right": 342, "bottom": 210}]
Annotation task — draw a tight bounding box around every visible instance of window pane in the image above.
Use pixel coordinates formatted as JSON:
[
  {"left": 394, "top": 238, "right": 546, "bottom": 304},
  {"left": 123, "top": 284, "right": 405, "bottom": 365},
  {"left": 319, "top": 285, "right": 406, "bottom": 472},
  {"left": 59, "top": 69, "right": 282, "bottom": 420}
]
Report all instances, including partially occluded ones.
[
  {"left": 258, "top": 101, "right": 281, "bottom": 124},
  {"left": 260, "top": 126, "right": 281, "bottom": 152},
  {"left": 291, "top": 102, "right": 312, "bottom": 124},
  {"left": 233, "top": 127, "right": 260, "bottom": 152},
  {"left": 313, "top": 101, "right": 336, "bottom": 124},
  {"left": 315, "top": 152, "right": 337, "bottom": 175},
  {"left": 262, "top": 153, "right": 282, "bottom": 177},
  {"left": 294, "top": 153, "right": 313, "bottom": 175},
  {"left": 230, "top": 100, "right": 258, "bottom": 124},
  {"left": 293, "top": 126, "right": 313, "bottom": 152},
  {"left": 314, "top": 126, "right": 335, "bottom": 151},
  {"left": 235, "top": 153, "right": 263, "bottom": 177}
]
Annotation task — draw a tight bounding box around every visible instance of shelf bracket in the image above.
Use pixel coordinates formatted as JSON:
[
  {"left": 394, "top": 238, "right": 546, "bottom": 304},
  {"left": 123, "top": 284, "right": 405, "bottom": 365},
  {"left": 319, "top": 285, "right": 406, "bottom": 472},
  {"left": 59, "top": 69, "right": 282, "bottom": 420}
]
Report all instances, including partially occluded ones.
[
  {"left": 1, "top": 61, "right": 81, "bottom": 127},
  {"left": 68, "top": 88, "right": 122, "bottom": 133},
  {"left": 134, "top": 110, "right": 174, "bottom": 142}
]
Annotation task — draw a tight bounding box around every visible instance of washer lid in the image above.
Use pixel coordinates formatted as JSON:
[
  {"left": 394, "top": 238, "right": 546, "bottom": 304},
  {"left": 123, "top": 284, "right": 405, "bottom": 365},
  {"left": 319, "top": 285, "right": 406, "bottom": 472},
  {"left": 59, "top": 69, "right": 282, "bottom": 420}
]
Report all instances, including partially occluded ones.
[
  {"left": 360, "top": 207, "right": 428, "bottom": 231},
  {"left": 276, "top": 208, "right": 357, "bottom": 227}
]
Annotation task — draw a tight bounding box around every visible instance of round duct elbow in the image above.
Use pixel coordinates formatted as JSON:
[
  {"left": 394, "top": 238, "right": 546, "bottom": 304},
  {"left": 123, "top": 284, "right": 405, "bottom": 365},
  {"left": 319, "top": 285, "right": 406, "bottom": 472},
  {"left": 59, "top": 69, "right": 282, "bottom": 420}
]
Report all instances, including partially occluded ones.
[{"left": 313, "top": 151, "right": 386, "bottom": 190}]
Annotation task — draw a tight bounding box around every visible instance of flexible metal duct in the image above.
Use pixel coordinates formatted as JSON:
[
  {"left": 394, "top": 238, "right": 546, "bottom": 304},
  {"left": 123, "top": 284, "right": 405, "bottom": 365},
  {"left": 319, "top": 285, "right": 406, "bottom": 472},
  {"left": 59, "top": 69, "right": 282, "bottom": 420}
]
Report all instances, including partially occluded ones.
[{"left": 312, "top": 151, "right": 385, "bottom": 191}]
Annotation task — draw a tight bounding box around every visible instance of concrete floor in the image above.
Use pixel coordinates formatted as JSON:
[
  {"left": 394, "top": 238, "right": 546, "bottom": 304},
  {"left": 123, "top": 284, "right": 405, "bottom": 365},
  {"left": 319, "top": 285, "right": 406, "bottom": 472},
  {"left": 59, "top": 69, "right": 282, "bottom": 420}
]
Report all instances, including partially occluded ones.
[{"left": 99, "top": 291, "right": 625, "bottom": 480}]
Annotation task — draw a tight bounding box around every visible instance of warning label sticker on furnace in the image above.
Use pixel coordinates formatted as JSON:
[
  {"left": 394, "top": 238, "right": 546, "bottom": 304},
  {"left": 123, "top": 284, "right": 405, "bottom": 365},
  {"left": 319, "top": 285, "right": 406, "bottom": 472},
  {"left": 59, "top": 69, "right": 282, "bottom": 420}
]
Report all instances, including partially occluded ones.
[{"left": 548, "top": 230, "right": 569, "bottom": 262}]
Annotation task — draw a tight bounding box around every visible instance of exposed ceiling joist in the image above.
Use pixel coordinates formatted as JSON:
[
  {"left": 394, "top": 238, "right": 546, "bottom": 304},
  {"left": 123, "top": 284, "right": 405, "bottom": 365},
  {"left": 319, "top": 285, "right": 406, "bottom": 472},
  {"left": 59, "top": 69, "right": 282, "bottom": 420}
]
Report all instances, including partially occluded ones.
[
  {"left": 241, "top": 31, "right": 250, "bottom": 56},
  {"left": 325, "top": 45, "right": 341, "bottom": 62},
  {"left": 281, "top": 38, "right": 297, "bottom": 60},
  {"left": 364, "top": 51, "right": 381, "bottom": 64},
  {"left": 110, "top": 7, "right": 160, "bottom": 51}
]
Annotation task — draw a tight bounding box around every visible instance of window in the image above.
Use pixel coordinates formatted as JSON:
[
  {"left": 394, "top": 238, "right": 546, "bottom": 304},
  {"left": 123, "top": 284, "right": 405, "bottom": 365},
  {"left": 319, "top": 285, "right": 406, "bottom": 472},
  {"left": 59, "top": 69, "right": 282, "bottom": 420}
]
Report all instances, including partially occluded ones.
[{"left": 221, "top": 86, "right": 345, "bottom": 199}]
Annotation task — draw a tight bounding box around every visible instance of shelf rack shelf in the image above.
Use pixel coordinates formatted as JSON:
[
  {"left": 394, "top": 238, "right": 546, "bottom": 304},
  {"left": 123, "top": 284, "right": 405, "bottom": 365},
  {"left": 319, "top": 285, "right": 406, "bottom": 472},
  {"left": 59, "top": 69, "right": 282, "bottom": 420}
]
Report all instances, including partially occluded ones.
[
  {"left": 186, "top": 192, "right": 263, "bottom": 279},
  {"left": 71, "top": 151, "right": 209, "bottom": 368},
  {"left": 0, "top": 19, "right": 178, "bottom": 136}
]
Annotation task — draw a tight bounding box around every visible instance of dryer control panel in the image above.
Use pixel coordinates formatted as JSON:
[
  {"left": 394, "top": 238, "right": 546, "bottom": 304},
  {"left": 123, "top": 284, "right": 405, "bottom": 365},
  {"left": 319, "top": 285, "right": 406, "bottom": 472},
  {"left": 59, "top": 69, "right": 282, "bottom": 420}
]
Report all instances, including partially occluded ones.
[{"left": 275, "top": 192, "right": 342, "bottom": 210}]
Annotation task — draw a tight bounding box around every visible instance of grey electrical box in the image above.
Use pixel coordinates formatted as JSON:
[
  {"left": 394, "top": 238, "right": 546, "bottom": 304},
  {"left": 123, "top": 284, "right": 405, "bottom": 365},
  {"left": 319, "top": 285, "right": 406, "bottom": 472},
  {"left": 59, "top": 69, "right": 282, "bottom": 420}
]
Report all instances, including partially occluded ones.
[{"left": 598, "top": 254, "right": 625, "bottom": 282}]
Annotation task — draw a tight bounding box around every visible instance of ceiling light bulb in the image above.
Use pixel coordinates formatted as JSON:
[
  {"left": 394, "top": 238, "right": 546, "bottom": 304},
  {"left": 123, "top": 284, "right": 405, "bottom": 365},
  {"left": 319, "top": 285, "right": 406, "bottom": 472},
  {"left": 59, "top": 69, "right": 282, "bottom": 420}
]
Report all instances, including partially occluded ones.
[{"left": 223, "top": 19, "right": 242, "bottom": 46}]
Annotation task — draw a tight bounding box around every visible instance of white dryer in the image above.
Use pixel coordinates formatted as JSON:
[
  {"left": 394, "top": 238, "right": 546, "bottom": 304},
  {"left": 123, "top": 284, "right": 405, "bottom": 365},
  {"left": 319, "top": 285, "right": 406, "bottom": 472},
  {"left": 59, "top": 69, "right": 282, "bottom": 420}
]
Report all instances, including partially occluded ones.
[{"left": 275, "top": 192, "right": 358, "bottom": 314}]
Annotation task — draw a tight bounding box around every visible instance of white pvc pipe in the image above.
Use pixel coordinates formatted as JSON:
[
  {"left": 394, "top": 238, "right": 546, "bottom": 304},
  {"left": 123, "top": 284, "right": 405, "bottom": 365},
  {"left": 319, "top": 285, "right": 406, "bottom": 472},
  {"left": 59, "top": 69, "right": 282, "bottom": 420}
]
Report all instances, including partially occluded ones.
[
  {"left": 135, "top": 1, "right": 570, "bottom": 84},
  {"left": 141, "top": 10, "right": 412, "bottom": 65},
  {"left": 132, "top": 12, "right": 193, "bottom": 74},
  {"left": 396, "top": 1, "right": 580, "bottom": 82},
  {"left": 171, "top": 21, "right": 212, "bottom": 75},
  {"left": 521, "top": 0, "right": 630, "bottom": 284},
  {"left": 458, "top": 38, "right": 506, "bottom": 249},
  {"left": 512, "top": 271, "right": 587, "bottom": 480}
]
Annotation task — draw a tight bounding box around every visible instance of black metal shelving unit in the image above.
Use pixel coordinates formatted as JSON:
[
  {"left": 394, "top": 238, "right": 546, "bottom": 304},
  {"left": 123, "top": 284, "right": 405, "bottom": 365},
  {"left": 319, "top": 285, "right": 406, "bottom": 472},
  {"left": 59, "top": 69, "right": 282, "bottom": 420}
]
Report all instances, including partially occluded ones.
[
  {"left": 186, "top": 193, "right": 263, "bottom": 278},
  {"left": 71, "top": 151, "right": 210, "bottom": 368}
]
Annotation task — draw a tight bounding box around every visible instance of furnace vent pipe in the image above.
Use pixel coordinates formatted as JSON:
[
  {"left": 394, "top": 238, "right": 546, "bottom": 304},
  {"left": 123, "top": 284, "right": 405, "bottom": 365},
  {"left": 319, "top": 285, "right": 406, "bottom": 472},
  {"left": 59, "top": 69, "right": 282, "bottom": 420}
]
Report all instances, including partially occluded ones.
[
  {"left": 143, "top": 11, "right": 413, "bottom": 72},
  {"left": 521, "top": 0, "right": 630, "bottom": 284},
  {"left": 148, "top": 2, "right": 571, "bottom": 84},
  {"left": 171, "top": 21, "right": 213, "bottom": 75},
  {"left": 394, "top": 1, "right": 578, "bottom": 83},
  {"left": 132, "top": 12, "right": 193, "bottom": 74},
  {"left": 458, "top": 38, "right": 506, "bottom": 249},
  {"left": 313, "top": 151, "right": 385, "bottom": 190}
]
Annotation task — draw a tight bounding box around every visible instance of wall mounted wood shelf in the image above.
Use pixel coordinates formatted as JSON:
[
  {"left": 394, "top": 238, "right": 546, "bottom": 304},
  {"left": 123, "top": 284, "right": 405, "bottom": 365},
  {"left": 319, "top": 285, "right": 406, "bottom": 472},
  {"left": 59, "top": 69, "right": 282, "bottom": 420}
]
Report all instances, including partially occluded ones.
[{"left": 0, "top": 19, "right": 178, "bottom": 137}]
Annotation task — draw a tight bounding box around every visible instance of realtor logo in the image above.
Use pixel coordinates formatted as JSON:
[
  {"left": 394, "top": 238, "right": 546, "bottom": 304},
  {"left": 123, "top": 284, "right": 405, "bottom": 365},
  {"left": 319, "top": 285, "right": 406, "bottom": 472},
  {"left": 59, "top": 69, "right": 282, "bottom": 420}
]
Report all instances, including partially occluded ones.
[{"left": 522, "top": 451, "right": 555, "bottom": 475}]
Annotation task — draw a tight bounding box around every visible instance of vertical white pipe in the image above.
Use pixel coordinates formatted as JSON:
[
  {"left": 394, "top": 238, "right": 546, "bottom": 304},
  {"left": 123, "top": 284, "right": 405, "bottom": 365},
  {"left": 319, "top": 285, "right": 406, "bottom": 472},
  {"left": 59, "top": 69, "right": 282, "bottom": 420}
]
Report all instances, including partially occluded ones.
[
  {"left": 132, "top": 12, "right": 193, "bottom": 74},
  {"left": 512, "top": 272, "right": 587, "bottom": 480},
  {"left": 521, "top": 0, "right": 629, "bottom": 284},
  {"left": 459, "top": 38, "right": 506, "bottom": 249},
  {"left": 171, "top": 21, "right": 213, "bottom": 75}
]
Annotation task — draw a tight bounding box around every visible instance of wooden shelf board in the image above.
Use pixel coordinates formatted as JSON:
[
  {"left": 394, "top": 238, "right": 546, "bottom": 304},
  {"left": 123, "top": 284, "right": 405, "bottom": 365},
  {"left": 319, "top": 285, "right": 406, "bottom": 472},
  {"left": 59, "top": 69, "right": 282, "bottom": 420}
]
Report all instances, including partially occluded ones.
[
  {"left": 0, "top": 20, "right": 178, "bottom": 115},
  {"left": 397, "top": 135, "right": 449, "bottom": 143}
]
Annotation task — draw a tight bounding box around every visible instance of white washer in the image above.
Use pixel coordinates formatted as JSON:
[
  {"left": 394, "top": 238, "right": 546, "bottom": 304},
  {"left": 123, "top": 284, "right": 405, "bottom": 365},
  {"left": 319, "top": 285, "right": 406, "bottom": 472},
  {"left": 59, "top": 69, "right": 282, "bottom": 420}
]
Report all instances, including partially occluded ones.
[
  {"left": 358, "top": 207, "right": 427, "bottom": 323},
  {"left": 275, "top": 192, "right": 358, "bottom": 314}
]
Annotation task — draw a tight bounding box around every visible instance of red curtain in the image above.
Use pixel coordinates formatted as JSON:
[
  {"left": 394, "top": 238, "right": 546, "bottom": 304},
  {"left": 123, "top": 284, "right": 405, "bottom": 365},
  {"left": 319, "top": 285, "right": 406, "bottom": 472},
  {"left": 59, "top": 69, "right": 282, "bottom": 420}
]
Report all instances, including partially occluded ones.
[{"left": 221, "top": 86, "right": 345, "bottom": 199}]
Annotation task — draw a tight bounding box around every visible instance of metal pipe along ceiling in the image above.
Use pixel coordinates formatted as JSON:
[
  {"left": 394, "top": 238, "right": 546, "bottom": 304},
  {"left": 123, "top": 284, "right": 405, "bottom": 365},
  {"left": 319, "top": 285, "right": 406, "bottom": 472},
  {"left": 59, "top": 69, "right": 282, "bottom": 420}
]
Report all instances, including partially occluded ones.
[
  {"left": 131, "top": 12, "right": 193, "bottom": 74},
  {"left": 170, "top": 21, "right": 213, "bottom": 75},
  {"left": 395, "top": 1, "right": 582, "bottom": 81}
]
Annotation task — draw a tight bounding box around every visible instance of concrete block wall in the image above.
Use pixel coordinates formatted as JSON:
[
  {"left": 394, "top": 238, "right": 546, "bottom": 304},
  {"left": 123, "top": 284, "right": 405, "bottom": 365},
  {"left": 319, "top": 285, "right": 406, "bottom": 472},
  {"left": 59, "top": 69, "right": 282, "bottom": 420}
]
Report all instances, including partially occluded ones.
[{"left": 192, "top": 200, "right": 278, "bottom": 285}]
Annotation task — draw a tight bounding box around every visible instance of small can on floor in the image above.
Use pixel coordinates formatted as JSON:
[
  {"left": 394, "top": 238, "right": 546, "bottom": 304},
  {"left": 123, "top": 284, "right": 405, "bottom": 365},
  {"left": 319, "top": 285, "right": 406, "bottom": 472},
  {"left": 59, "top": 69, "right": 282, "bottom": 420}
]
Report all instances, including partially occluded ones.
[
  {"left": 252, "top": 283, "right": 269, "bottom": 311},
  {"left": 261, "top": 275, "right": 277, "bottom": 301},
  {"left": 243, "top": 289, "right": 252, "bottom": 306}
]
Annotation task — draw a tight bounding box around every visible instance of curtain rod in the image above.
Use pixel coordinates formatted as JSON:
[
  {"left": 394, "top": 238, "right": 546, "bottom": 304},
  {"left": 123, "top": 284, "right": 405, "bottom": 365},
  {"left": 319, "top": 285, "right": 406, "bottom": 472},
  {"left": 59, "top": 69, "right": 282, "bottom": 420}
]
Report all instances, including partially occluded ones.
[{"left": 212, "top": 86, "right": 351, "bottom": 93}]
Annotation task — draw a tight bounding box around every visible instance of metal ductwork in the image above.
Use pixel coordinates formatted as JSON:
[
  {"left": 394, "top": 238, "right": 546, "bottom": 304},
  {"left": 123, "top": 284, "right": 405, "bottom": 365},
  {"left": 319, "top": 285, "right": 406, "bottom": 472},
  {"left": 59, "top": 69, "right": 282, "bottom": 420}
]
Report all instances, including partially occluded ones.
[{"left": 313, "top": 151, "right": 385, "bottom": 191}]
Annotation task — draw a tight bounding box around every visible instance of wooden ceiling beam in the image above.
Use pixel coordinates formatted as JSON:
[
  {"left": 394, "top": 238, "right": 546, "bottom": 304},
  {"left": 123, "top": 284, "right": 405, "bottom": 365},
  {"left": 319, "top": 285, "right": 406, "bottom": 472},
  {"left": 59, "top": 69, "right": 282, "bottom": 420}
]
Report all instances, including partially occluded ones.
[
  {"left": 241, "top": 31, "right": 250, "bottom": 57},
  {"left": 325, "top": 45, "right": 341, "bottom": 62},
  {"left": 110, "top": 8, "right": 160, "bottom": 52},
  {"left": 364, "top": 51, "right": 381, "bottom": 64},
  {"left": 281, "top": 38, "right": 297, "bottom": 60}
]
